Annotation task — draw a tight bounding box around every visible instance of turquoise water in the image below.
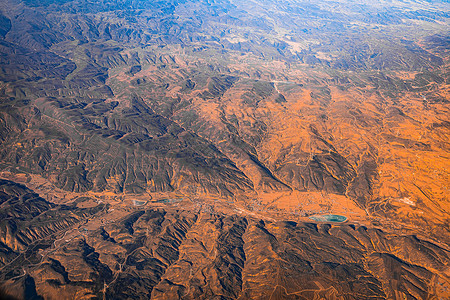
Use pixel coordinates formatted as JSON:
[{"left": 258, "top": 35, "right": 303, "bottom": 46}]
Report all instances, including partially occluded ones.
[
  {"left": 133, "top": 200, "right": 147, "bottom": 206},
  {"left": 309, "top": 214, "right": 347, "bottom": 223},
  {"left": 156, "top": 198, "right": 183, "bottom": 203}
]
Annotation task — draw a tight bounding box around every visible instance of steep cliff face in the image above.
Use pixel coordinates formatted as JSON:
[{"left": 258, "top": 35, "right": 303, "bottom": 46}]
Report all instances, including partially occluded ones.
[{"left": 0, "top": 0, "right": 449, "bottom": 298}]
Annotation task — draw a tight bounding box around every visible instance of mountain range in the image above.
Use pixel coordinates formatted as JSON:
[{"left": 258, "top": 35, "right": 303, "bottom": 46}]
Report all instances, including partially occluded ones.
[{"left": 0, "top": 0, "right": 449, "bottom": 299}]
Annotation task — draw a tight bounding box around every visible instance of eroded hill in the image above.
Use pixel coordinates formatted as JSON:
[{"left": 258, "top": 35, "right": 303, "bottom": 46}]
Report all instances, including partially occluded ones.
[{"left": 0, "top": 0, "right": 449, "bottom": 299}]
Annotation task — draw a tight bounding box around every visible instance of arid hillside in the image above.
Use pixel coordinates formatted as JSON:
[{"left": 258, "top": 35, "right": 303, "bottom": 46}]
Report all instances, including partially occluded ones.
[{"left": 0, "top": 0, "right": 449, "bottom": 299}]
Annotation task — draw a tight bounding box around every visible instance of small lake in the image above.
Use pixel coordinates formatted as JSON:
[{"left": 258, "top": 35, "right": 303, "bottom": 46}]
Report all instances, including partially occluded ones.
[
  {"left": 156, "top": 198, "right": 183, "bottom": 203},
  {"left": 133, "top": 200, "right": 147, "bottom": 206},
  {"left": 309, "top": 214, "right": 347, "bottom": 223}
]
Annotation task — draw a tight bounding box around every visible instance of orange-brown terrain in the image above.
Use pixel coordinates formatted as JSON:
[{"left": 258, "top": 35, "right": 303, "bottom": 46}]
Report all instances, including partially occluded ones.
[{"left": 0, "top": 0, "right": 449, "bottom": 299}]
